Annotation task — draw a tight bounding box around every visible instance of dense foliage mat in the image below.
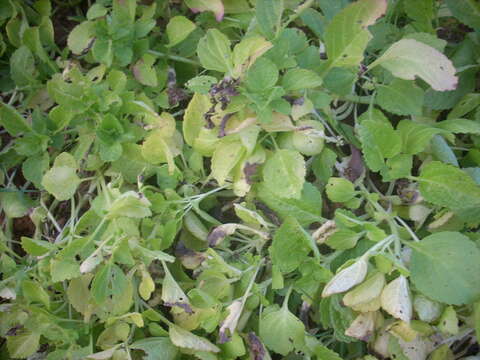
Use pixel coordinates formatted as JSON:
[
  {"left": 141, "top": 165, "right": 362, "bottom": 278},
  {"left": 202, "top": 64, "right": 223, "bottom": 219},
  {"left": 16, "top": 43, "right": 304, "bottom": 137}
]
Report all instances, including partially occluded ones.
[{"left": 1, "top": 0, "right": 480, "bottom": 359}]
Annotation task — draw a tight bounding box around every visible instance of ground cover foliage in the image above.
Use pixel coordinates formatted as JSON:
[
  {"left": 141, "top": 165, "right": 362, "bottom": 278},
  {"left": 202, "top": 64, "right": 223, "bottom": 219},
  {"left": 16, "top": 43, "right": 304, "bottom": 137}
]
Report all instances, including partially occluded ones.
[{"left": 1, "top": 0, "right": 480, "bottom": 359}]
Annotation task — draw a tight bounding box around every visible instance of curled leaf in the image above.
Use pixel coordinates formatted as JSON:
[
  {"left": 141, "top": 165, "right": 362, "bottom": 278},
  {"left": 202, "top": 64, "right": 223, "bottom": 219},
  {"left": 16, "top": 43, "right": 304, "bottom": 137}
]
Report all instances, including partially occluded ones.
[
  {"left": 219, "top": 300, "right": 242, "bottom": 343},
  {"left": 380, "top": 275, "right": 412, "bottom": 323},
  {"left": 343, "top": 272, "right": 385, "bottom": 310},
  {"left": 322, "top": 258, "right": 368, "bottom": 297},
  {"left": 345, "top": 312, "right": 376, "bottom": 342}
]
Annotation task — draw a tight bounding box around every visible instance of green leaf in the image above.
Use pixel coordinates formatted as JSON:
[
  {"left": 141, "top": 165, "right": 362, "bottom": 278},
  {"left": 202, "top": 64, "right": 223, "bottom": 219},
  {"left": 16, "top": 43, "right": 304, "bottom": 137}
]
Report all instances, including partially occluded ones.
[
  {"left": 270, "top": 217, "right": 312, "bottom": 273},
  {"left": 92, "top": 38, "right": 113, "bottom": 67},
  {"left": 21, "top": 280, "right": 50, "bottom": 309},
  {"left": 107, "top": 191, "right": 152, "bottom": 219},
  {"left": 0, "top": 102, "right": 31, "bottom": 136},
  {"left": 359, "top": 117, "right": 401, "bottom": 172},
  {"left": 245, "top": 57, "right": 278, "bottom": 92},
  {"left": 410, "top": 232, "right": 480, "bottom": 305},
  {"left": 10, "top": 46, "right": 36, "bottom": 86},
  {"left": 322, "top": 0, "right": 387, "bottom": 71},
  {"left": 130, "top": 338, "right": 178, "bottom": 360},
  {"left": 67, "top": 21, "right": 95, "bottom": 55},
  {"left": 0, "top": 191, "right": 33, "bottom": 218},
  {"left": 326, "top": 177, "right": 356, "bottom": 203},
  {"left": 7, "top": 331, "right": 40, "bottom": 359},
  {"left": 256, "top": 182, "right": 322, "bottom": 226},
  {"left": 281, "top": 68, "right": 322, "bottom": 91},
  {"left": 445, "top": 0, "right": 480, "bottom": 30},
  {"left": 369, "top": 39, "right": 458, "bottom": 91},
  {"left": 325, "top": 229, "right": 362, "bottom": 250},
  {"left": 376, "top": 79, "right": 424, "bottom": 116},
  {"left": 262, "top": 149, "right": 306, "bottom": 199},
  {"left": 255, "top": 0, "right": 284, "bottom": 39},
  {"left": 435, "top": 118, "right": 480, "bottom": 135},
  {"left": 42, "top": 165, "right": 80, "bottom": 201},
  {"left": 166, "top": 16, "right": 196, "bottom": 47},
  {"left": 91, "top": 263, "right": 128, "bottom": 305},
  {"left": 22, "top": 153, "right": 49, "bottom": 188},
  {"left": 169, "top": 324, "right": 220, "bottom": 353},
  {"left": 430, "top": 135, "right": 458, "bottom": 166},
  {"left": 86, "top": 4, "right": 108, "bottom": 20},
  {"left": 418, "top": 161, "right": 480, "bottom": 223},
  {"left": 197, "top": 29, "right": 233, "bottom": 73},
  {"left": 404, "top": 0, "right": 434, "bottom": 32},
  {"left": 21, "top": 236, "right": 56, "bottom": 256},
  {"left": 259, "top": 302, "right": 305, "bottom": 355},
  {"left": 51, "top": 258, "right": 81, "bottom": 283},
  {"left": 397, "top": 120, "right": 442, "bottom": 155}
]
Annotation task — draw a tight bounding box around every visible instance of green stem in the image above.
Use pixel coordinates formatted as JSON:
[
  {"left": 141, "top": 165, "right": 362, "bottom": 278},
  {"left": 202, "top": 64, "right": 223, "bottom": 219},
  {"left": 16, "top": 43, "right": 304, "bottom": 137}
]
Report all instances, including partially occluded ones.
[
  {"left": 148, "top": 50, "right": 201, "bottom": 67},
  {"left": 339, "top": 94, "right": 375, "bottom": 104},
  {"left": 282, "top": 286, "right": 294, "bottom": 310},
  {"left": 282, "top": 0, "right": 315, "bottom": 29}
]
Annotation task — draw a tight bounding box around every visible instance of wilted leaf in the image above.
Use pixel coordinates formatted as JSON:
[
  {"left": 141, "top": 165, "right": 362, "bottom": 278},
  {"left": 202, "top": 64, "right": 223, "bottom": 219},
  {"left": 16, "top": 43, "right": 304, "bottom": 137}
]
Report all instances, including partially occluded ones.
[{"left": 369, "top": 39, "right": 458, "bottom": 91}]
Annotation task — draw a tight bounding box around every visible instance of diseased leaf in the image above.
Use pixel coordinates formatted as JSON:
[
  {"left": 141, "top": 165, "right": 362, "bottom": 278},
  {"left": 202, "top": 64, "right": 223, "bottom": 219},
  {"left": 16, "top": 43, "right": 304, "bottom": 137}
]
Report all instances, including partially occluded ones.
[
  {"left": 322, "top": 0, "right": 387, "bottom": 71},
  {"left": 185, "top": 0, "right": 224, "bottom": 21},
  {"left": 262, "top": 149, "right": 306, "bottom": 199},
  {"left": 67, "top": 21, "right": 95, "bottom": 55},
  {"left": 380, "top": 276, "right": 412, "bottom": 322},
  {"left": 445, "top": 0, "right": 480, "bottom": 29},
  {"left": 322, "top": 258, "right": 368, "bottom": 297},
  {"left": 410, "top": 232, "right": 480, "bottom": 305},
  {"left": 211, "top": 139, "right": 245, "bottom": 186},
  {"left": 42, "top": 166, "right": 80, "bottom": 201},
  {"left": 369, "top": 39, "right": 458, "bottom": 91}
]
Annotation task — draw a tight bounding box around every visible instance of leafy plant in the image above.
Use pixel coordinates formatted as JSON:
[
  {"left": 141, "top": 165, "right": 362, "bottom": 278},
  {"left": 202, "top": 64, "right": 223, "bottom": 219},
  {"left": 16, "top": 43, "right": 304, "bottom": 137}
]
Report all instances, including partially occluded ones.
[{"left": 1, "top": 0, "right": 480, "bottom": 359}]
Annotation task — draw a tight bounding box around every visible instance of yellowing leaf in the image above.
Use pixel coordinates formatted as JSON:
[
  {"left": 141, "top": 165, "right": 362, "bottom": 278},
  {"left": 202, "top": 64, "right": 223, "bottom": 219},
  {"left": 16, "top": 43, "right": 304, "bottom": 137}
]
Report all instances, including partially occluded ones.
[
  {"left": 322, "top": 258, "right": 368, "bottom": 297},
  {"left": 345, "top": 312, "right": 376, "bottom": 341},
  {"left": 183, "top": 93, "right": 211, "bottom": 147},
  {"left": 166, "top": 16, "right": 196, "bottom": 47},
  {"left": 322, "top": 0, "right": 387, "bottom": 71},
  {"left": 369, "top": 39, "right": 458, "bottom": 91},
  {"left": 262, "top": 149, "right": 306, "bottom": 199},
  {"left": 380, "top": 275, "right": 412, "bottom": 323},
  {"left": 211, "top": 140, "right": 245, "bottom": 185},
  {"left": 185, "top": 0, "right": 224, "bottom": 21},
  {"left": 7, "top": 332, "right": 40, "bottom": 359}
]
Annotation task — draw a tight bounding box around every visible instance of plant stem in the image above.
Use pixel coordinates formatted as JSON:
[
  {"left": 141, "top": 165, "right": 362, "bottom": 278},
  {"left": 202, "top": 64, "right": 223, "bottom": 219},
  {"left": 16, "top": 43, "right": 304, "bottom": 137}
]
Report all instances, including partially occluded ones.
[
  {"left": 148, "top": 50, "right": 201, "bottom": 67},
  {"left": 282, "top": 0, "right": 315, "bottom": 29},
  {"left": 340, "top": 94, "right": 375, "bottom": 104}
]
